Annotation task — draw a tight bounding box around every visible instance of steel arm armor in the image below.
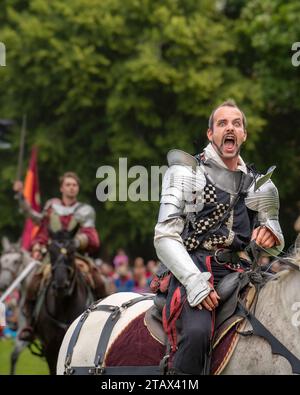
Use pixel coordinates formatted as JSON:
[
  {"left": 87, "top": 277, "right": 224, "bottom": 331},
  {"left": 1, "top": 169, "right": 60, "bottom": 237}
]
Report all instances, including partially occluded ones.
[
  {"left": 154, "top": 150, "right": 211, "bottom": 307},
  {"left": 17, "top": 193, "right": 43, "bottom": 225},
  {"left": 245, "top": 179, "right": 284, "bottom": 255}
]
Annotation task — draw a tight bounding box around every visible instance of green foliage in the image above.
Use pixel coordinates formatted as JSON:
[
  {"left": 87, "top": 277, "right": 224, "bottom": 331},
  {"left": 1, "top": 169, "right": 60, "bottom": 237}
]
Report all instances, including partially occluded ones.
[
  {"left": 235, "top": 0, "right": 300, "bottom": 244},
  {"left": 0, "top": 0, "right": 299, "bottom": 257}
]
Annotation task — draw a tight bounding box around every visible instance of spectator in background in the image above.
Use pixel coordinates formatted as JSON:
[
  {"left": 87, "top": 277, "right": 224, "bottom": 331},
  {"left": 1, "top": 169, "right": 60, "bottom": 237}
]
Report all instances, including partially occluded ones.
[
  {"left": 99, "top": 261, "right": 117, "bottom": 294},
  {"left": 113, "top": 250, "right": 134, "bottom": 292},
  {"left": 133, "top": 256, "right": 144, "bottom": 268},
  {"left": 113, "top": 248, "right": 129, "bottom": 268},
  {"left": 133, "top": 257, "right": 151, "bottom": 293},
  {"left": 146, "top": 259, "right": 159, "bottom": 277},
  {"left": 100, "top": 261, "right": 115, "bottom": 278},
  {"left": 0, "top": 302, "right": 6, "bottom": 338}
]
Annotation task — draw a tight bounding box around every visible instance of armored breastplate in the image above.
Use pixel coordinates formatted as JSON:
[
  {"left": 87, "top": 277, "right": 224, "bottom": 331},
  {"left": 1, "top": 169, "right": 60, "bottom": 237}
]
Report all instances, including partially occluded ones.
[
  {"left": 49, "top": 202, "right": 82, "bottom": 233},
  {"left": 182, "top": 160, "right": 255, "bottom": 253},
  {"left": 203, "top": 159, "right": 244, "bottom": 195}
]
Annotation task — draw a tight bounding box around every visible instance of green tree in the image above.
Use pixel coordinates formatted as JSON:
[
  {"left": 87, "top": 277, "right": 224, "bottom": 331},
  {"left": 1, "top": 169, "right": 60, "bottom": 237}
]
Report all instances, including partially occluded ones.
[
  {"left": 236, "top": 0, "right": 300, "bottom": 247},
  {"left": 0, "top": 0, "right": 270, "bottom": 258}
]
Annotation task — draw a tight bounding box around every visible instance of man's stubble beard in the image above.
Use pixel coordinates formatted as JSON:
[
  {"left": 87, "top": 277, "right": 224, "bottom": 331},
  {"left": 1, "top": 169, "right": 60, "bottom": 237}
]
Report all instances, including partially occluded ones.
[{"left": 211, "top": 138, "right": 241, "bottom": 159}]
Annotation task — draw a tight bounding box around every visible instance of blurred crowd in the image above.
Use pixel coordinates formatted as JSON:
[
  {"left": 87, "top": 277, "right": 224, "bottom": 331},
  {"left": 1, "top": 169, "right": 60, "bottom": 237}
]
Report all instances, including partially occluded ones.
[
  {"left": 0, "top": 249, "right": 159, "bottom": 339},
  {"left": 0, "top": 290, "right": 19, "bottom": 339},
  {"left": 96, "top": 249, "right": 159, "bottom": 295}
]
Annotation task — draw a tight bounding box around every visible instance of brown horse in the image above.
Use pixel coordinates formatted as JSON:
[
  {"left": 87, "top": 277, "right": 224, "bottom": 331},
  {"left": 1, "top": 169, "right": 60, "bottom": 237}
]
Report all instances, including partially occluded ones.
[{"left": 33, "top": 229, "right": 107, "bottom": 375}]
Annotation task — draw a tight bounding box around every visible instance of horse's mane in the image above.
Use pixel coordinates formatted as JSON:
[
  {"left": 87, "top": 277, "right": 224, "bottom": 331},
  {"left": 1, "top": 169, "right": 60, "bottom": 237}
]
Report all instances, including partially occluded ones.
[
  {"left": 290, "top": 249, "right": 300, "bottom": 268},
  {"left": 283, "top": 234, "right": 300, "bottom": 269},
  {"left": 272, "top": 239, "right": 300, "bottom": 281}
]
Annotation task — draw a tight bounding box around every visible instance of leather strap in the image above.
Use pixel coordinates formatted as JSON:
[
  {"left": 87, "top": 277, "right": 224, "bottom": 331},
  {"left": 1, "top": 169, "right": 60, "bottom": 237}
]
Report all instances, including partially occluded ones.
[
  {"left": 65, "top": 365, "right": 161, "bottom": 375},
  {"left": 215, "top": 249, "right": 241, "bottom": 265},
  {"left": 237, "top": 301, "right": 300, "bottom": 374},
  {"left": 93, "top": 305, "right": 121, "bottom": 367},
  {"left": 64, "top": 295, "right": 155, "bottom": 374},
  {"left": 204, "top": 171, "right": 251, "bottom": 237}
]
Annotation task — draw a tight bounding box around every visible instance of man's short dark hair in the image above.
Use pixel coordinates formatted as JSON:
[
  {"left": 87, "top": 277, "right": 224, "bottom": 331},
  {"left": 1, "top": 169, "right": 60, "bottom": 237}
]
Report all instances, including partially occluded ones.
[
  {"left": 59, "top": 172, "right": 80, "bottom": 186},
  {"left": 208, "top": 99, "right": 247, "bottom": 130}
]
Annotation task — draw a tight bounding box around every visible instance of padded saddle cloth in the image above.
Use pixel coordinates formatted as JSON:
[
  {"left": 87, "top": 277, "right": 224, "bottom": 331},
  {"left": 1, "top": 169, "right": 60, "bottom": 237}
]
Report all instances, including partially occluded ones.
[
  {"left": 143, "top": 282, "right": 256, "bottom": 375},
  {"left": 105, "top": 271, "right": 256, "bottom": 374},
  {"left": 104, "top": 312, "right": 165, "bottom": 368}
]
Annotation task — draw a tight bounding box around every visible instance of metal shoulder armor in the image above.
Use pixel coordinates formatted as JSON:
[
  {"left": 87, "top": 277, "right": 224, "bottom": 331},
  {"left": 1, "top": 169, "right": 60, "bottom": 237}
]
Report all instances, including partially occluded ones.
[
  {"left": 245, "top": 179, "right": 279, "bottom": 220},
  {"left": 245, "top": 176, "right": 284, "bottom": 252},
  {"left": 74, "top": 204, "right": 96, "bottom": 228},
  {"left": 158, "top": 149, "right": 206, "bottom": 223}
]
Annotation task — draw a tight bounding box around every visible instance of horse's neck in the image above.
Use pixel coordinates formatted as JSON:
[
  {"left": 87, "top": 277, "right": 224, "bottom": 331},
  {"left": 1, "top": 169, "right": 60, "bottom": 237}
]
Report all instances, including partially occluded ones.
[
  {"left": 275, "top": 270, "right": 299, "bottom": 305},
  {"left": 255, "top": 270, "right": 300, "bottom": 352},
  {"left": 257, "top": 271, "right": 295, "bottom": 311},
  {"left": 49, "top": 271, "right": 85, "bottom": 316}
]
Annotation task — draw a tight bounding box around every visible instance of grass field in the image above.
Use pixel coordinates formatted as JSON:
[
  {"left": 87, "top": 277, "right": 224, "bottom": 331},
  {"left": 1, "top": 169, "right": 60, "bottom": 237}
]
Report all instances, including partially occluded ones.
[{"left": 0, "top": 338, "right": 49, "bottom": 375}]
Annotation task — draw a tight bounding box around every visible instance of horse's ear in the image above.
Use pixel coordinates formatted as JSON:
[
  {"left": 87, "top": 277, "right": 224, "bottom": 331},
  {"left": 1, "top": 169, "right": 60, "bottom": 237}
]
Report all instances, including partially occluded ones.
[{"left": 1, "top": 236, "right": 11, "bottom": 253}]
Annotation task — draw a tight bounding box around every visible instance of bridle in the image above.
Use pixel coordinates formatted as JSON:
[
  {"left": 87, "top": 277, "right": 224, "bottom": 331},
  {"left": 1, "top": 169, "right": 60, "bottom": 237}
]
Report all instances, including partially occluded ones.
[
  {"left": 42, "top": 246, "right": 78, "bottom": 331},
  {"left": 50, "top": 248, "right": 76, "bottom": 297}
]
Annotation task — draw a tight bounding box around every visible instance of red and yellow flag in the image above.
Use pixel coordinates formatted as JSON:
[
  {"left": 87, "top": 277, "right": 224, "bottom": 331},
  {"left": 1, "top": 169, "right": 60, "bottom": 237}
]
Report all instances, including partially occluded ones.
[{"left": 21, "top": 146, "right": 41, "bottom": 250}]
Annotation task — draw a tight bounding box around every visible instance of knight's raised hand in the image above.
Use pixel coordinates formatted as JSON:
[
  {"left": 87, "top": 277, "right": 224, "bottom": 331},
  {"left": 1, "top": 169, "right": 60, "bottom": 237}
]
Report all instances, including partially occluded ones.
[
  {"left": 251, "top": 226, "right": 280, "bottom": 249},
  {"left": 13, "top": 180, "right": 23, "bottom": 193}
]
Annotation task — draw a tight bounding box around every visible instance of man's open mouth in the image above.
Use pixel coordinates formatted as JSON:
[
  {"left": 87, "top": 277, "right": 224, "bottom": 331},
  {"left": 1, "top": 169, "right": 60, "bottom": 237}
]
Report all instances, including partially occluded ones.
[{"left": 223, "top": 135, "right": 236, "bottom": 150}]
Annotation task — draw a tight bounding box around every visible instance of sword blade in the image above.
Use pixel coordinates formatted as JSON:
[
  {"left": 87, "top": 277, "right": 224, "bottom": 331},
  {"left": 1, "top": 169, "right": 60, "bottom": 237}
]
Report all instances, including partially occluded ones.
[{"left": 0, "top": 260, "right": 41, "bottom": 303}]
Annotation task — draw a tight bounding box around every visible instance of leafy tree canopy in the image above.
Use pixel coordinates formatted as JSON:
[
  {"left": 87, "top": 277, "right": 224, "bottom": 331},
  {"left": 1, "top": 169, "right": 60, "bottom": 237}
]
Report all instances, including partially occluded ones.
[{"left": 0, "top": 0, "right": 298, "bottom": 258}]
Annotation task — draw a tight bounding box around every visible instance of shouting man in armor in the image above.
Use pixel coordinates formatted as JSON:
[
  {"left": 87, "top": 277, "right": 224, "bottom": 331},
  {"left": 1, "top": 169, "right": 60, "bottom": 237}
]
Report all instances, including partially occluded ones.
[
  {"left": 13, "top": 172, "right": 104, "bottom": 342},
  {"left": 154, "top": 100, "right": 284, "bottom": 375}
]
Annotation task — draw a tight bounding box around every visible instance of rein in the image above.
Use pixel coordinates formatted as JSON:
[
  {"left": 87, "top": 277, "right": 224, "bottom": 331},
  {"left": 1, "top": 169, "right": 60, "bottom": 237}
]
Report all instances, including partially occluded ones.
[
  {"left": 51, "top": 254, "right": 77, "bottom": 297},
  {"left": 35, "top": 252, "right": 78, "bottom": 331},
  {"left": 43, "top": 281, "right": 70, "bottom": 331},
  {"left": 274, "top": 257, "right": 300, "bottom": 272}
]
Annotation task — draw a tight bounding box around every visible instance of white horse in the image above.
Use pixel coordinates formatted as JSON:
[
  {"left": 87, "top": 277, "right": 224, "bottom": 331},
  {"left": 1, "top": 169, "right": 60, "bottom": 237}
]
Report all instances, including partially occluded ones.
[
  {"left": 0, "top": 237, "right": 37, "bottom": 374},
  {"left": 57, "top": 242, "right": 300, "bottom": 375}
]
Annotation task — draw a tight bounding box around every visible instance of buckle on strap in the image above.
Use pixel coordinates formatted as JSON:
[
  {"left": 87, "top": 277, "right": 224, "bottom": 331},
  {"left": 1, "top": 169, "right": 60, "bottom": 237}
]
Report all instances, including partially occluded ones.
[
  {"left": 88, "top": 366, "right": 105, "bottom": 375},
  {"left": 214, "top": 248, "right": 228, "bottom": 265},
  {"left": 214, "top": 248, "right": 241, "bottom": 266},
  {"left": 64, "top": 366, "right": 75, "bottom": 375}
]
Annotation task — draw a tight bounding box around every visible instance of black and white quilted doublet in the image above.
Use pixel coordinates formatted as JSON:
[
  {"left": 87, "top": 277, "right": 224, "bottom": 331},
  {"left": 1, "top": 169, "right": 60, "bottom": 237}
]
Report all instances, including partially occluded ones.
[
  {"left": 203, "top": 184, "right": 217, "bottom": 204},
  {"left": 183, "top": 200, "right": 229, "bottom": 251},
  {"left": 182, "top": 173, "right": 254, "bottom": 253}
]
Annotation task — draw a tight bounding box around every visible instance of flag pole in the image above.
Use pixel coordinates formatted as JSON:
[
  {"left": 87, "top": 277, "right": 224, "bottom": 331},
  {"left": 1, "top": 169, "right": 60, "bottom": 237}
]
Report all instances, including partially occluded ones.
[
  {"left": 16, "top": 114, "right": 27, "bottom": 181},
  {"left": 14, "top": 114, "right": 27, "bottom": 206}
]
